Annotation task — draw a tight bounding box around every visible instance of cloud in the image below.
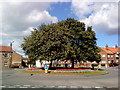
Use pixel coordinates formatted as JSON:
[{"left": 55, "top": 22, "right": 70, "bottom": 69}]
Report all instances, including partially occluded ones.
[
  {"left": 1, "top": 2, "right": 58, "bottom": 57},
  {"left": 0, "top": 40, "right": 2, "bottom": 45},
  {"left": 71, "top": 0, "right": 118, "bottom": 35},
  {"left": 71, "top": 0, "right": 94, "bottom": 19},
  {"left": 26, "top": 10, "right": 58, "bottom": 23},
  {"left": 22, "top": 27, "right": 34, "bottom": 36}
]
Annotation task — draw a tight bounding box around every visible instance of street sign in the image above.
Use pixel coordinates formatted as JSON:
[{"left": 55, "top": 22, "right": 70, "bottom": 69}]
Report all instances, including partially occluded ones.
[
  {"left": 44, "top": 64, "right": 50, "bottom": 73},
  {"left": 44, "top": 64, "right": 49, "bottom": 70}
]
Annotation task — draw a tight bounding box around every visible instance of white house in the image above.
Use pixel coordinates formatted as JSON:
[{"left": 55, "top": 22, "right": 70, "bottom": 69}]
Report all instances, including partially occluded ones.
[{"left": 35, "top": 60, "right": 50, "bottom": 68}]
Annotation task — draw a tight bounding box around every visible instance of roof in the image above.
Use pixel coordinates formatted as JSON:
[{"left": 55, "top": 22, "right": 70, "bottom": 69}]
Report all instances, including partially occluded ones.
[
  {"left": 100, "top": 47, "right": 113, "bottom": 54},
  {"left": 107, "top": 48, "right": 119, "bottom": 53},
  {"left": 0, "top": 46, "right": 13, "bottom": 52},
  {"left": 98, "top": 46, "right": 120, "bottom": 54}
]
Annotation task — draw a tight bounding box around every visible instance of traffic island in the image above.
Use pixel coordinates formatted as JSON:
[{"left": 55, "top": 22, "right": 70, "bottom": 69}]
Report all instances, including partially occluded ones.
[
  {"left": 54, "top": 69, "right": 92, "bottom": 73},
  {"left": 21, "top": 68, "right": 107, "bottom": 76}
]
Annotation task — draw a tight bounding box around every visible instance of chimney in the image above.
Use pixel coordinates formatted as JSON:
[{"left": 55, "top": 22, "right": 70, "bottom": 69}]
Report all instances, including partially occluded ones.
[
  {"left": 106, "top": 44, "right": 108, "bottom": 49},
  {"left": 10, "top": 43, "right": 12, "bottom": 47},
  {"left": 115, "top": 45, "right": 118, "bottom": 48}
]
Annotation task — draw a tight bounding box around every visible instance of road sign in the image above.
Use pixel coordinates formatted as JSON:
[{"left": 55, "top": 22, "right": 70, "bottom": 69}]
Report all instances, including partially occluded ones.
[
  {"left": 44, "top": 64, "right": 49, "bottom": 70},
  {"left": 44, "top": 64, "right": 49, "bottom": 73}
]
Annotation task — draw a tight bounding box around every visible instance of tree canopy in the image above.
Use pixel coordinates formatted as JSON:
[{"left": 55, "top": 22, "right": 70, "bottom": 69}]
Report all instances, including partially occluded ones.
[{"left": 21, "top": 18, "right": 101, "bottom": 68}]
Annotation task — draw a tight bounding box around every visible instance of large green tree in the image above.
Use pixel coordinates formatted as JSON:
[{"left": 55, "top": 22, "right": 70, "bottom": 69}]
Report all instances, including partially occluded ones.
[{"left": 21, "top": 18, "right": 101, "bottom": 68}]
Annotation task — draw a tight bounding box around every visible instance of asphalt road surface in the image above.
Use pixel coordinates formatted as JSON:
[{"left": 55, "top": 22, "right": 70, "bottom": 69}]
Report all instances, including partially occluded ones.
[{"left": 1, "top": 67, "right": 119, "bottom": 88}]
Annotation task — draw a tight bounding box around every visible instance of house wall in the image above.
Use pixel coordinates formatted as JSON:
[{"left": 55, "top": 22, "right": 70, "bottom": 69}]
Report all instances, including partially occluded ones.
[
  {"left": 36, "top": 60, "right": 50, "bottom": 68},
  {"left": 11, "top": 51, "right": 22, "bottom": 67},
  {"left": 99, "top": 51, "right": 107, "bottom": 64},
  {"left": 98, "top": 46, "right": 120, "bottom": 67},
  {"left": 0, "top": 52, "right": 12, "bottom": 68},
  {"left": 36, "top": 60, "right": 41, "bottom": 68},
  {"left": 113, "top": 53, "right": 119, "bottom": 64},
  {"left": 0, "top": 51, "right": 22, "bottom": 68},
  {"left": 0, "top": 53, "right": 2, "bottom": 69},
  {"left": 107, "top": 54, "right": 115, "bottom": 63}
]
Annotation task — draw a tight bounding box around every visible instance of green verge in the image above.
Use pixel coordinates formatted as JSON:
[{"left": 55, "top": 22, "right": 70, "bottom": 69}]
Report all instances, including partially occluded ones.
[
  {"left": 21, "top": 70, "right": 106, "bottom": 75},
  {"left": 21, "top": 70, "right": 44, "bottom": 74}
]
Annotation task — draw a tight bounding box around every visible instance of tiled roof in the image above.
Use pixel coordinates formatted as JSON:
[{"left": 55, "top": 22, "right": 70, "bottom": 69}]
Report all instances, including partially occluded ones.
[
  {"left": 107, "top": 48, "right": 120, "bottom": 53},
  {"left": 100, "top": 47, "right": 113, "bottom": 54},
  {"left": 98, "top": 46, "right": 120, "bottom": 54},
  {"left": 0, "top": 46, "right": 13, "bottom": 52}
]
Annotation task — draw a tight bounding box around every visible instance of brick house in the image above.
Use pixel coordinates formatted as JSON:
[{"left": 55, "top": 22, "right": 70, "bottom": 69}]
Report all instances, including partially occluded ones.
[
  {"left": 98, "top": 44, "right": 120, "bottom": 67},
  {"left": 61, "top": 44, "right": 120, "bottom": 68},
  {"left": 0, "top": 46, "right": 22, "bottom": 68}
]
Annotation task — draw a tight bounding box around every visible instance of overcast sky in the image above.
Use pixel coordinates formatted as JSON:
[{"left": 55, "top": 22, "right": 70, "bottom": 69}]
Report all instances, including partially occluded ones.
[{"left": 0, "top": 0, "right": 119, "bottom": 57}]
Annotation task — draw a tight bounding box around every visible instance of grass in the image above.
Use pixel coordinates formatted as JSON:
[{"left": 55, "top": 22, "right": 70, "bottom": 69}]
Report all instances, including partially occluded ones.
[
  {"left": 21, "top": 70, "right": 44, "bottom": 74},
  {"left": 21, "top": 70, "right": 106, "bottom": 75},
  {"left": 51, "top": 71, "right": 106, "bottom": 75}
]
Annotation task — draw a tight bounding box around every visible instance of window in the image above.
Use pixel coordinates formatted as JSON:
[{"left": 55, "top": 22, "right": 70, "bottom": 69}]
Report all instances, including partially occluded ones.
[
  {"left": 108, "top": 61, "right": 111, "bottom": 63},
  {"left": 101, "top": 54, "right": 105, "bottom": 57},
  {"left": 116, "top": 60, "right": 119, "bottom": 63},
  {"left": 4, "top": 62, "right": 8, "bottom": 66},
  {"left": 101, "top": 61, "right": 106, "bottom": 63},
  {"left": 108, "top": 55, "right": 110, "bottom": 57},
  {"left": 2, "top": 53, "right": 8, "bottom": 57},
  {"left": 116, "top": 54, "right": 119, "bottom": 57}
]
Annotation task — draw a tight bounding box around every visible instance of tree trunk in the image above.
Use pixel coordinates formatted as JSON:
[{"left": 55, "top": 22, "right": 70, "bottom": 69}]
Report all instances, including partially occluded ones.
[
  {"left": 71, "top": 58, "right": 74, "bottom": 69},
  {"left": 49, "top": 60, "right": 53, "bottom": 69},
  {"left": 91, "top": 64, "right": 94, "bottom": 70},
  {"left": 56, "top": 59, "right": 59, "bottom": 67},
  {"left": 65, "top": 60, "right": 68, "bottom": 69}
]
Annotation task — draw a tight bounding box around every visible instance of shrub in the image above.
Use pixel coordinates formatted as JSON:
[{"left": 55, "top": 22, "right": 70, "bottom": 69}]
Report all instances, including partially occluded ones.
[
  {"left": 101, "top": 64, "right": 105, "bottom": 66},
  {"left": 79, "top": 63, "right": 84, "bottom": 65},
  {"left": 92, "top": 63, "right": 98, "bottom": 66}
]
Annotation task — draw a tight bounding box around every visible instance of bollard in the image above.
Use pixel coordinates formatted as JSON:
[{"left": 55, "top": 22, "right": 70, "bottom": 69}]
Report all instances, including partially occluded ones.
[
  {"left": 45, "top": 69, "right": 48, "bottom": 73},
  {"left": 44, "top": 64, "right": 49, "bottom": 73},
  {"left": 105, "top": 64, "right": 108, "bottom": 68},
  {"left": 98, "top": 64, "right": 101, "bottom": 68}
]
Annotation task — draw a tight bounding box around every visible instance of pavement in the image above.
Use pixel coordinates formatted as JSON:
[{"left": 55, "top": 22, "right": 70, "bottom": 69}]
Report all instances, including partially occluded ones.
[{"left": 0, "top": 66, "right": 119, "bottom": 89}]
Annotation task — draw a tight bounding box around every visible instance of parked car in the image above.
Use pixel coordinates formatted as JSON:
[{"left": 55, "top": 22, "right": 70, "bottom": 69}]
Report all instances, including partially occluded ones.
[{"left": 109, "top": 63, "right": 118, "bottom": 67}]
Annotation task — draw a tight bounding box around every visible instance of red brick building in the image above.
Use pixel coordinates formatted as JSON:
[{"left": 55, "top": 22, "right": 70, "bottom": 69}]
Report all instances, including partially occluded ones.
[
  {"left": 43, "top": 45, "right": 120, "bottom": 68},
  {"left": 98, "top": 44, "right": 120, "bottom": 67},
  {"left": 0, "top": 46, "right": 22, "bottom": 68}
]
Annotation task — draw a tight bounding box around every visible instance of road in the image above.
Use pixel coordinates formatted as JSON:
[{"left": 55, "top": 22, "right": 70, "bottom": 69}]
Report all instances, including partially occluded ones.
[{"left": 1, "top": 67, "right": 119, "bottom": 88}]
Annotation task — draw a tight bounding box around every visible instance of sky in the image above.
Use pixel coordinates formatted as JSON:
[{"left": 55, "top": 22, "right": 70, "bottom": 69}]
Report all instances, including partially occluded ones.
[{"left": 0, "top": 0, "right": 119, "bottom": 57}]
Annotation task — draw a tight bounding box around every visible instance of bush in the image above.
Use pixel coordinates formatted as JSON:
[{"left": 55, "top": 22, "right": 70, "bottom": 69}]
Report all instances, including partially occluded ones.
[
  {"left": 101, "top": 64, "right": 105, "bottom": 66},
  {"left": 80, "top": 63, "right": 84, "bottom": 65},
  {"left": 92, "top": 63, "right": 98, "bottom": 66}
]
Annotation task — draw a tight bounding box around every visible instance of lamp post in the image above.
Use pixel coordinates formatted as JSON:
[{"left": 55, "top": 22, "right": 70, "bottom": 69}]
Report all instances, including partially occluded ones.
[{"left": 9, "top": 41, "right": 14, "bottom": 68}]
